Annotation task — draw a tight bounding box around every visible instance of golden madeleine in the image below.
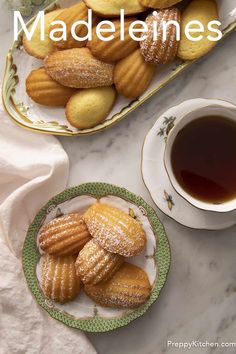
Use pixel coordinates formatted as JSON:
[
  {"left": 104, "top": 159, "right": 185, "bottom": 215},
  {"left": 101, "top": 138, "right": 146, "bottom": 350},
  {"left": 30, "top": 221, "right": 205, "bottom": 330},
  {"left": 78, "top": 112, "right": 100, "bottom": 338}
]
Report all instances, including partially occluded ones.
[
  {"left": 114, "top": 49, "right": 155, "bottom": 98},
  {"left": 50, "top": 2, "right": 98, "bottom": 49},
  {"left": 39, "top": 213, "right": 91, "bottom": 256},
  {"left": 178, "top": 0, "right": 219, "bottom": 60},
  {"left": 84, "top": 0, "right": 146, "bottom": 17},
  {"left": 23, "top": 9, "right": 63, "bottom": 59},
  {"left": 41, "top": 254, "right": 81, "bottom": 303},
  {"left": 84, "top": 263, "right": 151, "bottom": 308},
  {"left": 87, "top": 18, "right": 140, "bottom": 63},
  {"left": 140, "top": 8, "right": 181, "bottom": 65},
  {"left": 65, "top": 86, "right": 116, "bottom": 129},
  {"left": 139, "top": 0, "right": 182, "bottom": 9},
  {"left": 44, "top": 48, "right": 114, "bottom": 88},
  {"left": 84, "top": 203, "right": 146, "bottom": 257},
  {"left": 26, "top": 67, "right": 75, "bottom": 106},
  {"left": 75, "top": 239, "right": 124, "bottom": 285}
]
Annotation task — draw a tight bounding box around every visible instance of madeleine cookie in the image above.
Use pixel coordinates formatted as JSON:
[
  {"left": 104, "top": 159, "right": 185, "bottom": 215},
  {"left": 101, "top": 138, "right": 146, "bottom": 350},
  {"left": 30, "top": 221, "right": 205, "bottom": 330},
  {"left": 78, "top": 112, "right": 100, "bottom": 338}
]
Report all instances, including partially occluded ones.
[
  {"left": 114, "top": 49, "right": 155, "bottom": 98},
  {"left": 87, "top": 18, "right": 140, "bottom": 63},
  {"left": 140, "top": 8, "right": 181, "bottom": 65},
  {"left": 75, "top": 239, "right": 124, "bottom": 285},
  {"left": 66, "top": 86, "right": 116, "bottom": 129},
  {"left": 39, "top": 214, "right": 91, "bottom": 256},
  {"left": 23, "top": 9, "right": 63, "bottom": 59},
  {"left": 84, "top": 263, "right": 151, "bottom": 308},
  {"left": 50, "top": 2, "right": 97, "bottom": 49},
  {"left": 178, "top": 0, "right": 219, "bottom": 60},
  {"left": 84, "top": 203, "right": 146, "bottom": 257},
  {"left": 139, "top": 0, "right": 182, "bottom": 9},
  {"left": 41, "top": 254, "right": 81, "bottom": 303},
  {"left": 84, "top": 0, "right": 146, "bottom": 17},
  {"left": 26, "top": 67, "right": 75, "bottom": 107},
  {"left": 45, "top": 48, "right": 114, "bottom": 88}
]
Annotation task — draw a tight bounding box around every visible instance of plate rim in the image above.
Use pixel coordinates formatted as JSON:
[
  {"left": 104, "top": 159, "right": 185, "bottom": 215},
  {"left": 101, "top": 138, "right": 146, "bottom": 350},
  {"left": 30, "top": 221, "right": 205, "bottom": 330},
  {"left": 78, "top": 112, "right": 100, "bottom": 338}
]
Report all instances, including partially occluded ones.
[
  {"left": 2, "top": 1, "right": 236, "bottom": 136},
  {"left": 22, "top": 182, "right": 171, "bottom": 332}
]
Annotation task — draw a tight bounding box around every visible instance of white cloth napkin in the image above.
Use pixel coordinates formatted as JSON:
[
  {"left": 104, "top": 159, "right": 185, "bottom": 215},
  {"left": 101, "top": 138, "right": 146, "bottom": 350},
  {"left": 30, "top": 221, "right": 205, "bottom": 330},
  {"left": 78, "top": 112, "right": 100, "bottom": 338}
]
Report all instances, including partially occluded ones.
[{"left": 0, "top": 102, "right": 96, "bottom": 354}]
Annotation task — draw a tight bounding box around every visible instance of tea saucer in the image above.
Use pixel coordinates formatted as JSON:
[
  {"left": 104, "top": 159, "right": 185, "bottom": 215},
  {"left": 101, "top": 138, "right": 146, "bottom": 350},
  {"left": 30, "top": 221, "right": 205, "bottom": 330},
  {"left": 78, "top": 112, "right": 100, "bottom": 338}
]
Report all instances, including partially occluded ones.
[{"left": 142, "top": 98, "right": 236, "bottom": 230}]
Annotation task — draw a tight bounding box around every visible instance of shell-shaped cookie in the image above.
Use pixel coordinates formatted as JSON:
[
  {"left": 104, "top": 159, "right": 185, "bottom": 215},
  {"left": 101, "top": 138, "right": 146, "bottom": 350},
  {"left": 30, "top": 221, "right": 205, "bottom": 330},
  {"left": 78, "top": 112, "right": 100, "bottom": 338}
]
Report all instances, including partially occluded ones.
[
  {"left": 50, "top": 2, "right": 98, "bottom": 49},
  {"left": 26, "top": 67, "right": 75, "bottom": 106},
  {"left": 44, "top": 48, "right": 114, "bottom": 88},
  {"left": 138, "top": 0, "right": 182, "bottom": 9},
  {"left": 178, "top": 0, "right": 218, "bottom": 60},
  {"left": 84, "top": 263, "right": 151, "bottom": 308},
  {"left": 42, "top": 254, "right": 81, "bottom": 303},
  {"left": 23, "top": 9, "right": 63, "bottom": 59},
  {"left": 84, "top": 203, "right": 146, "bottom": 256},
  {"left": 75, "top": 239, "right": 124, "bottom": 285},
  {"left": 140, "top": 8, "right": 181, "bottom": 64},
  {"left": 84, "top": 0, "right": 146, "bottom": 17},
  {"left": 87, "top": 18, "right": 140, "bottom": 63},
  {"left": 65, "top": 86, "right": 117, "bottom": 129},
  {"left": 39, "top": 214, "right": 91, "bottom": 256},
  {"left": 114, "top": 49, "right": 155, "bottom": 98}
]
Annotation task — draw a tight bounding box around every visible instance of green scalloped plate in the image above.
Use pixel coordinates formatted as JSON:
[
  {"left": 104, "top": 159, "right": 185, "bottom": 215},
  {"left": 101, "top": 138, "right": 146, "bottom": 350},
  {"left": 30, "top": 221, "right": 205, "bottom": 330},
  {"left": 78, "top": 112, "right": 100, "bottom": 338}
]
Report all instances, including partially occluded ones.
[{"left": 22, "top": 182, "right": 171, "bottom": 332}]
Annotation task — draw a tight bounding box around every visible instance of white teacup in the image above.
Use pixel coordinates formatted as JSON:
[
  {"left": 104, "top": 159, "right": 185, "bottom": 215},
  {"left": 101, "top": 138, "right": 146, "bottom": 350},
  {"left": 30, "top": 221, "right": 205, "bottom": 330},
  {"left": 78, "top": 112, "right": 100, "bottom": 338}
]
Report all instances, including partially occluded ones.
[{"left": 164, "top": 101, "right": 236, "bottom": 213}]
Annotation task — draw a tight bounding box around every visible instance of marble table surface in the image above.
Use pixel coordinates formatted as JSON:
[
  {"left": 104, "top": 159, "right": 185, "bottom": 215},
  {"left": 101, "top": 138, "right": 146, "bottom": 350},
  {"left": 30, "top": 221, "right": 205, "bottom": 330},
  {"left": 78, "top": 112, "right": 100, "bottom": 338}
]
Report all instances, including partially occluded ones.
[{"left": 1, "top": 2, "right": 236, "bottom": 353}]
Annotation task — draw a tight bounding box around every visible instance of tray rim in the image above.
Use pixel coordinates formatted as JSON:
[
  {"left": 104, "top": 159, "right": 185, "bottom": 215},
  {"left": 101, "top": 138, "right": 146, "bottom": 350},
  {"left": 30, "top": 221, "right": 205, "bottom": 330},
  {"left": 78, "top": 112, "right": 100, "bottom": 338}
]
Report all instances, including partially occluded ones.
[
  {"left": 22, "top": 182, "right": 171, "bottom": 332},
  {"left": 2, "top": 2, "right": 236, "bottom": 136}
]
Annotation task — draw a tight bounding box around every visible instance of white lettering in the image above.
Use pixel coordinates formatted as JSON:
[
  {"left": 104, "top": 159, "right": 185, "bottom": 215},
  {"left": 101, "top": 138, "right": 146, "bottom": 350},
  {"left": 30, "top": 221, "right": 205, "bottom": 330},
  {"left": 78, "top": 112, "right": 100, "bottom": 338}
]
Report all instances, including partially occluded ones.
[
  {"left": 162, "top": 20, "right": 180, "bottom": 42},
  {"left": 49, "top": 20, "right": 66, "bottom": 41},
  {"left": 71, "top": 8, "right": 93, "bottom": 41},
  {"left": 129, "top": 21, "right": 148, "bottom": 41},
  {"left": 14, "top": 11, "right": 44, "bottom": 41},
  {"left": 96, "top": 21, "right": 115, "bottom": 41},
  {"left": 185, "top": 20, "right": 204, "bottom": 41},
  {"left": 207, "top": 20, "right": 222, "bottom": 41}
]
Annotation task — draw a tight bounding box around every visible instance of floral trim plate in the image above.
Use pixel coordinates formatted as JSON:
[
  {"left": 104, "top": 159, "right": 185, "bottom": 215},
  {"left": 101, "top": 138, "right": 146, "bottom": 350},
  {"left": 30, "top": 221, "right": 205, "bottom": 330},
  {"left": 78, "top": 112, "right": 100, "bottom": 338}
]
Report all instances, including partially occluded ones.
[
  {"left": 8, "top": 0, "right": 55, "bottom": 17},
  {"left": 142, "top": 98, "right": 236, "bottom": 231},
  {"left": 22, "top": 183, "right": 171, "bottom": 332},
  {"left": 2, "top": 0, "right": 236, "bottom": 136}
]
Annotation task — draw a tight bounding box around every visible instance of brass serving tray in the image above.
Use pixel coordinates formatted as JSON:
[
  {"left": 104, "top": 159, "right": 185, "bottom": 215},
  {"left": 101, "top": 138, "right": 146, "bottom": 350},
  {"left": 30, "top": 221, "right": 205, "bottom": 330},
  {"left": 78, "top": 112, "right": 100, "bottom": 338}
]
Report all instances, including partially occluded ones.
[{"left": 2, "top": 0, "right": 236, "bottom": 136}]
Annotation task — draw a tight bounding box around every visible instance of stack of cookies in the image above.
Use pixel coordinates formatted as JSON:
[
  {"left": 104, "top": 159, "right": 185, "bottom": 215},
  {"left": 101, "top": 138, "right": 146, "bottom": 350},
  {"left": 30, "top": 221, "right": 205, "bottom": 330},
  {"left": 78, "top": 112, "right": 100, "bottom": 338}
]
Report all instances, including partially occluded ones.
[
  {"left": 39, "top": 203, "right": 151, "bottom": 308},
  {"left": 24, "top": 0, "right": 219, "bottom": 130}
]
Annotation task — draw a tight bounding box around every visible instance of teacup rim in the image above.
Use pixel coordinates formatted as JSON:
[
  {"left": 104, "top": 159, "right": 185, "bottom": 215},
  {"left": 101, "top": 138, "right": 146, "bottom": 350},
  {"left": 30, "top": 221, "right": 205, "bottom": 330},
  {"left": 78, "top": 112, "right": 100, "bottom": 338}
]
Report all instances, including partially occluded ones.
[{"left": 163, "top": 103, "right": 236, "bottom": 213}]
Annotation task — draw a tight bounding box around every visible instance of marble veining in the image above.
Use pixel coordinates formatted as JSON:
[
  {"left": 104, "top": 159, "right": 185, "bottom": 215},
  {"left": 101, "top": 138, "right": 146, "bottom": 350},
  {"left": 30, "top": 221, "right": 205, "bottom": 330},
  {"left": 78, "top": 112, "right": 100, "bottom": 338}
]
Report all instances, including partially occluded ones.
[{"left": 1, "top": 2, "right": 236, "bottom": 353}]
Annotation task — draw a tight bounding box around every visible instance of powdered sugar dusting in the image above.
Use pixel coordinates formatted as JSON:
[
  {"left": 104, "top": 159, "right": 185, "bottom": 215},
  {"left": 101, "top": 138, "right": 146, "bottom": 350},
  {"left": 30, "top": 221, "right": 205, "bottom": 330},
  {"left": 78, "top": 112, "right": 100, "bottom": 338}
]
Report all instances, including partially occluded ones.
[
  {"left": 75, "top": 239, "right": 123, "bottom": 285},
  {"left": 140, "top": 8, "right": 181, "bottom": 64},
  {"left": 41, "top": 254, "right": 80, "bottom": 304},
  {"left": 39, "top": 213, "right": 91, "bottom": 256},
  {"left": 84, "top": 263, "right": 151, "bottom": 308},
  {"left": 84, "top": 203, "right": 147, "bottom": 257},
  {"left": 45, "top": 48, "right": 114, "bottom": 88}
]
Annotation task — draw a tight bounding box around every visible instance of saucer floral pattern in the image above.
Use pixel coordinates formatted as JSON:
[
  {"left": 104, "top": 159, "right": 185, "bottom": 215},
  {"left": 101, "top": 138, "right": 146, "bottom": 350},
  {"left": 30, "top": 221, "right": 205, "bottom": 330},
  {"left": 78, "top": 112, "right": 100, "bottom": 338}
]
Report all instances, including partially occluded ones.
[{"left": 157, "top": 116, "right": 176, "bottom": 142}]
